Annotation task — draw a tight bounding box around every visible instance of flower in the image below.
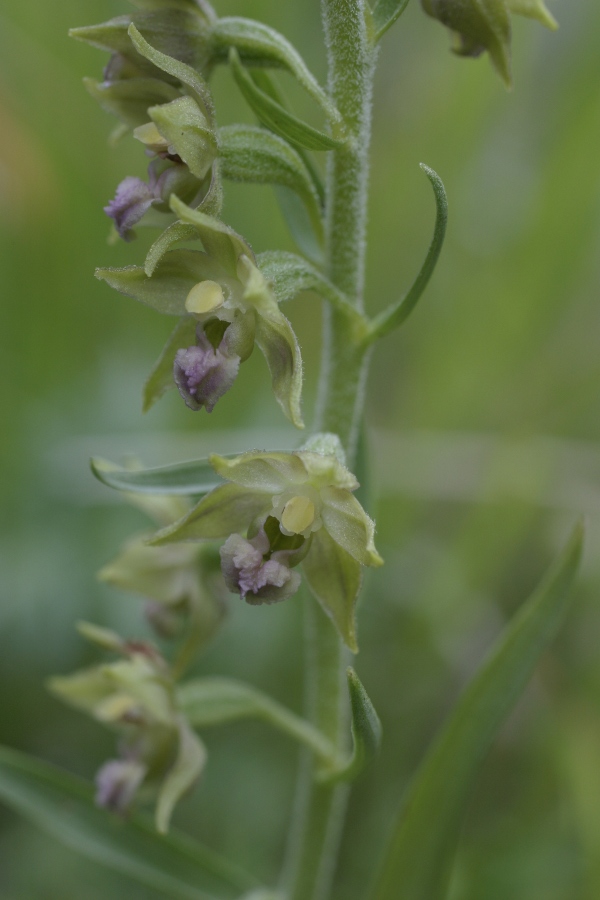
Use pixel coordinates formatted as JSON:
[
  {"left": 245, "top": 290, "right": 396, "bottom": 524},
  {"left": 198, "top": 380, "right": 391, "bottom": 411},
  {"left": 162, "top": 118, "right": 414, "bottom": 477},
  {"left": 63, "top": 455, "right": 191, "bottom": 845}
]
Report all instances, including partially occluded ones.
[
  {"left": 97, "top": 199, "right": 304, "bottom": 426},
  {"left": 421, "top": 0, "right": 557, "bottom": 87},
  {"left": 49, "top": 628, "right": 205, "bottom": 833},
  {"left": 149, "top": 437, "right": 383, "bottom": 650}
]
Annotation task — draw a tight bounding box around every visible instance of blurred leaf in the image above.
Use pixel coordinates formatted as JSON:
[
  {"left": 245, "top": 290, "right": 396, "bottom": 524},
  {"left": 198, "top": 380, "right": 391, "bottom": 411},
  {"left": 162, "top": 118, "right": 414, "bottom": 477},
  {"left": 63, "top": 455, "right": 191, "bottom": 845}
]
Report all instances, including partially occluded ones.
[
  {"left": 374, "top": 521, "right": 584, "bottom": 900},
  {"left": 0, "top": 746, "right": 258, "bottom": 899},
  {"left": 178, "top": 678, "right": 339, "bottom": 764},
  {"left": 369, "top": 164, "right": 448, "bottom": 340},
  {"left": 321, "top": 667, "right": 382, "bottom": 782},
  {"left": 219, "top": 125, "right": 324, "bottom": 253},
  {"left": 91, "top": 457, "right": 223, "bottom": 495},
  {"left": 371, "top": 0, "right": 411, "bottom": 42},
  {"left": 229, "top": 49, "right": 344, "bottom": 152},
  {"left": 156, "top": 721, "right": 206, "bottom": 834}
]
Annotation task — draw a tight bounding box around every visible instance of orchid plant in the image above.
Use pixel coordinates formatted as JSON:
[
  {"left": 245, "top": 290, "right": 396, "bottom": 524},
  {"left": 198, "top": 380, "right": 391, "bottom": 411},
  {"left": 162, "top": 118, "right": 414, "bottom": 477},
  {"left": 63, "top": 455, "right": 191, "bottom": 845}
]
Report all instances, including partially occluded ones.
[{"left": 0, "top": 2, "right": 584, "bottom": 900}]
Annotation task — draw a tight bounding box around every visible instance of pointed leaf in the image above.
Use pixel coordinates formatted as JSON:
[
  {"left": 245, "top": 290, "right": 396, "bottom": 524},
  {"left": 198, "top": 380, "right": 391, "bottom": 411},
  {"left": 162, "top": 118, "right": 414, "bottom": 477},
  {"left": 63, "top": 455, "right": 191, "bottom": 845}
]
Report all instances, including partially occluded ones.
[
  {"left": 371, "top": 0, "right": 411, "bottom": 42},
  {"left": 211, "top": 18, "right": 338, "bottom": 121},
  {"left": 302, "top": 528, "right": 362, "bottom": 652},
  {"left": 368, "top": 164, "right": 448, "bottom": 341},
  {"left": 0, "top": 745, "right": 258, "bottom": 899},
  {"left": 322, "top": 668, "right": 382, "bottom": 783},
  {"left": 150, "top": 483, "right": 272, "bottom": 544},
  {"left": 219, "top": 125, "right": 324, "bottom": 251},
  {"left": 128, "top": 23, "right": 214, "bottom": 118},
  {"left": 91, "top": 456, "right": 223, "bottom": 495},
  {"left": 143, "top": 316, "right": 198, "bottom": 412},
  {"left": 96, "top": 250, "right": 228, "bottom": 316},
  {"left": 507, "top": 0, "right": 558, "bottom": 29},
  {"left": 374, "top": 522, "right": 584, "bottom": 900},
  {"left": 84, "top": 76, "right": 180, "bottom": 128},
  {"left": 156, "top": 721, "right": 206, "bottom": 833},
  {"left": 254, "top": 308, "right": 304, "bottom": 429},
  {"left": 230, "top": 49, "right": 345, "bottom": 153},
  {"left": 149, "top": 97, "right": 217, "bottom": 179}
]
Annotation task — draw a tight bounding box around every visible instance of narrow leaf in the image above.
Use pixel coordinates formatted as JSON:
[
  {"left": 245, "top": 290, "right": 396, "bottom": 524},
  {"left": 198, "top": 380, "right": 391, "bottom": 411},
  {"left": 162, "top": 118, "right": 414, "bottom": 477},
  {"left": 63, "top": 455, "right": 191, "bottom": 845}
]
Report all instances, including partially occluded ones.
[
  {"left": 143, "top": 316, "right": 197, "bottom": 412},
  {"left": 91, "top": 456, "right": 223, "bottom": 495},
  {"left": 0, "top": 745, "right": 257, "bottom": 899},
  {"left": 371, "top": 0, "right": 411, "bottom": 42},
  {"left": 219, "top": 125, "right": 324, "bottom": 251},
  {"left": 374, "top": 521, "right": 584, "bottom": 900},
  {"left": 229, "top": 49, "right": 345, "bottom": 152},
  {"left": 321, "top": 668, "right": 382, "bottom": 783},
  {"left": 368, "top": 164, "right": 448, "bottom": 341},
  {"left": 211, "top": 18, "right": 339, "bottom": 122},
  {"left": 177, "top": 678, "right": 339, "bottom": 765}
]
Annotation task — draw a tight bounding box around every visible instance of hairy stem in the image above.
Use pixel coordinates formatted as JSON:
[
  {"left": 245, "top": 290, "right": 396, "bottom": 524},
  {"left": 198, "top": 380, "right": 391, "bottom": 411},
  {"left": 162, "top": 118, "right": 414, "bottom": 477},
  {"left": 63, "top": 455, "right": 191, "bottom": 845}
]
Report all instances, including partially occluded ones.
[{"left": 282, "top": 3, "right": 377, "bottom": 898}]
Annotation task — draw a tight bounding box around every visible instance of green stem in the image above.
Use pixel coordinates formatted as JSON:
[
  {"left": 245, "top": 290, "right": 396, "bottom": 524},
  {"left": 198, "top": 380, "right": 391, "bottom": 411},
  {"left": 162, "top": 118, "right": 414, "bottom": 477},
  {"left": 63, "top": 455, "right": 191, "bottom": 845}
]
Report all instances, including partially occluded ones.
[{"left": 281, "top": 3, "right": 377, "bottom": 898}]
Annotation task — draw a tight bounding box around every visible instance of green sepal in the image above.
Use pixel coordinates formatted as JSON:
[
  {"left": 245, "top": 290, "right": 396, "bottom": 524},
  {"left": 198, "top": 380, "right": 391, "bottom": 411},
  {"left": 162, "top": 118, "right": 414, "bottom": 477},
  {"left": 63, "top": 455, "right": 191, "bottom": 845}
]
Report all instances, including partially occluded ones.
[
  {"left": 321, "top": 668, "right": 382, "bottom": 783},
  {"left": 156, "top": 719, "right": 206, "bottom": 833},
  {"left": 302, "top": 528, "right": 362, "bottom": 653},
  {"left": 370, "top": 0, "right": 412, "bottom": 42},
  {"left": 210, "top": 18, "right": 338, "bottom": 121},
  {"left": 230, "top": 49, "right": 345, "bottom": 152},
  {"left": 0, "top": 746, "right": 258, "bottom": 899},
  {"left": 149, "top": 97, "right": 217, "bottom": 179},
  {"left": 254, "top": 306, "right": 304, "bottom": 430},
  {"left": 421, "top": 0, "right": 512, "bottom": 87},
  {"left": 320, "top": 486, "right": 383, "bottom": 567},
  {"left": 507, "top": 0, "right": 557, "bottom": 29},
  {"left": 83, "top": 76, "right": 179, "bottom": 128},
  {"left": 209, "top": 451, "right": 307, "bottom": 493},
  {"left": 146, "top": 223, "right": 203, "bottom": 277},
  {"left": 91, "top": 455, "right": 223, "bottom": 495},
  {"left": 143, "top": 315, "right": 197, "bottom": 411},
  {"left": 70, "top": 11, "right": 211, "bottom": 80},
  {"left": 128, "top": 23, "right": 214, "bottom": 118},
  {"left": 218, "top": 125, "right": 324, "bottom": 252},
  {"left": 96, "top": 250, "right": 230, "bottom": 316},
  {"left": 170, "top": 195, "right": 253, "bottom": 273},
  {"left": 374, "top": 522, "right": 584, "bottom": 900},
  {"left": 150, "top": 483, "right": 272, "bottom": 544}
]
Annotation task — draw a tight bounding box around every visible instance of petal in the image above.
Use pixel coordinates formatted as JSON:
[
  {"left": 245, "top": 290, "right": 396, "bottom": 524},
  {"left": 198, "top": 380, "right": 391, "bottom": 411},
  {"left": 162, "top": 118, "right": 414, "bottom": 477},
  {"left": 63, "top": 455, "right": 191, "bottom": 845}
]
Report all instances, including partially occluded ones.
[
  {"left": 302, "top": 528, "right": 361, "bottom": 653},
  {"left": 96, "top": 250, "right": 230, "bottom": 316},
  {"left": 170, "top": 196, "right": 253, "bottom": 275},
  {"left": 155, "top": 719, "right": 206, "bottom": 833},
  {"left": 149, "top": 483, "right": 272, "bottom": 544},
  {"left": 149, "top": 96, "right": 217, "bottom": 180},
  {"left": 254, "top": 307, "right": 304, "bottom": 429},
  {"left": 320, "top": 487, "right": 383, "bottom": 568},
  {"left": 210, "top": 451, "right": 308, "bottom": 493}
]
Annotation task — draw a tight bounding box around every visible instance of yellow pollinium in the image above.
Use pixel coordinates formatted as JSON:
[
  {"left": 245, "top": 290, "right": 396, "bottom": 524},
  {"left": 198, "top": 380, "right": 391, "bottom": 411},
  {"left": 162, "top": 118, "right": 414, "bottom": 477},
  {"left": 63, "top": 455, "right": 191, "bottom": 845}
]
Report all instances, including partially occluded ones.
[
  {"left": 185, "top": 281, "right": 225, "bottom": 315},
  {"left": 133, "top": 122, "right": 169, "bottom": 148},
  {"left": 280, "top": 496, "right": 316, "bottom": 535}
]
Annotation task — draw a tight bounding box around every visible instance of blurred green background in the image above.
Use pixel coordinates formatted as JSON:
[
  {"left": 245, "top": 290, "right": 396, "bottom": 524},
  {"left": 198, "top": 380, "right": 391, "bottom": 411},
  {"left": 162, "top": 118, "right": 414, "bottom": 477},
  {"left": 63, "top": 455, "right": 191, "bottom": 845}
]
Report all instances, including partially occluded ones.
[{"left": 1, "top": 1, "right": 599, "bottom": 897}]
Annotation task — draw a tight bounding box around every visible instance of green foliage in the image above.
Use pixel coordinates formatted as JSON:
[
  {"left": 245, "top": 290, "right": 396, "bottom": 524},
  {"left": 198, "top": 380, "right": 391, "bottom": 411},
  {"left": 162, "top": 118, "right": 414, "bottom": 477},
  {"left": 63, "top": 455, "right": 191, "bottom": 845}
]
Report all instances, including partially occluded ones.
[{"left": 374, "top": 521, "right": 583, "bottom": 900}]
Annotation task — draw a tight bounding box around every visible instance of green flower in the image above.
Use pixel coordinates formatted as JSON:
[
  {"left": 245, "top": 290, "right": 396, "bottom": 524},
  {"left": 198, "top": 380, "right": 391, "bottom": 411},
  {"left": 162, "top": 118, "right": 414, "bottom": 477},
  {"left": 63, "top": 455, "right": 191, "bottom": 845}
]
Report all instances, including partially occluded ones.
[
  {"left": 97, "top": 198, "right": 304, "bottom": 426},
  {"left": 49, "top": 626, "right": 205, "bottom": 833},
  {"left": 150, "top": 437, "right": 383, "bottom": 651},
  {"left": 421, "top": 0, "right": 557, "bottom": 87}
]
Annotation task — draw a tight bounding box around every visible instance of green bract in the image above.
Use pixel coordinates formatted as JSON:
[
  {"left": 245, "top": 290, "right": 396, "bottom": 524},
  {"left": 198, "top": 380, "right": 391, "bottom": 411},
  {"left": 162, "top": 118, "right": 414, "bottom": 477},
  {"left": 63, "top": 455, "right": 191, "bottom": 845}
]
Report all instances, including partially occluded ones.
[
  {"left": 97, "top": 198, "right": 304, "bottom": 426},
  {"left": 149, "top": 442, "right": 383, "bottom": 651},
  {"left": 421, "top": 0, "right": 557, "bottom": 87}
]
